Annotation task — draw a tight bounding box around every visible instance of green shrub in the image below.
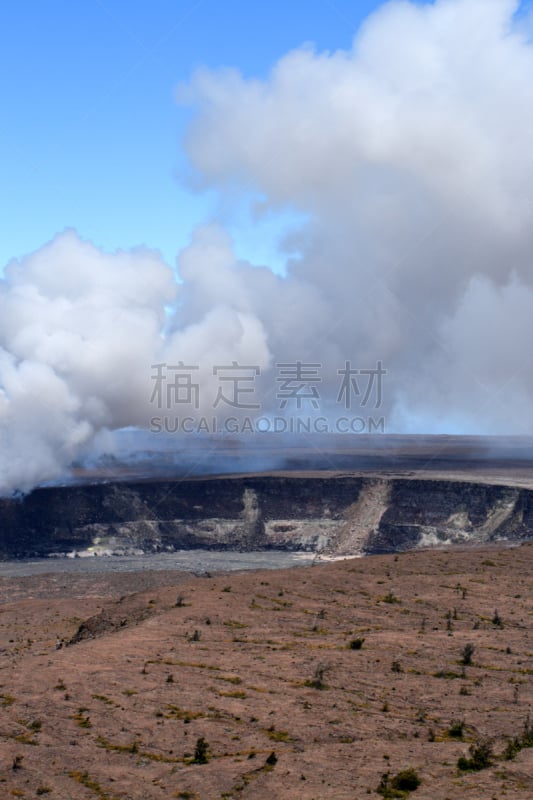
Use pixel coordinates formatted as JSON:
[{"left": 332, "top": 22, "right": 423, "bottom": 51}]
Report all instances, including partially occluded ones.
[
  {"left": 461, "top": 643, "right": 475, "bottom": 666},
  {"left": 192, "top": 737, "right": 209, "bottom": 764},
  {"left": 383, "top": 590, "right": 400, "bottom": 604},
  {"left": 392, "top": 769, "right": 422, "bottom": 792},
  {"left": 448, "top": 719, "right": 465, "bottom": 739},
  {"left": 377, "top": 767, "right": 421, "bottom": 797},
  {"left": 492, "top": 610, "right": 503, "bottom": 628}
]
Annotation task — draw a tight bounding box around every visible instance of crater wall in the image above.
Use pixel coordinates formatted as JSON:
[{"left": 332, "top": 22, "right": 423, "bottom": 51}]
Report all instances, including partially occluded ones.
[{"left": 1, "top": 475, "right": 532, "bottom": 559}]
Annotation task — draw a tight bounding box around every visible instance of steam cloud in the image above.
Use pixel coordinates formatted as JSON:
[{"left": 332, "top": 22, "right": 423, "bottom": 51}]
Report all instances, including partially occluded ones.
[{"left": 1, "top": 0, "right": 533, "bottom": 494}]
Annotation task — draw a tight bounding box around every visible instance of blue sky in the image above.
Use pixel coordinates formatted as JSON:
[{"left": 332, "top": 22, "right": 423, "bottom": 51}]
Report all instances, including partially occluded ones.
[{"left": 0, "top": 0, "right": 438, "bottom": 274}]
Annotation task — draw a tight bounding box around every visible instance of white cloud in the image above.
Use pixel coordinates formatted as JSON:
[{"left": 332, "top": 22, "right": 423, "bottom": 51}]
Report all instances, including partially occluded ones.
[{"left": 180, "top": 0, "right": 533, "bottom": 433}]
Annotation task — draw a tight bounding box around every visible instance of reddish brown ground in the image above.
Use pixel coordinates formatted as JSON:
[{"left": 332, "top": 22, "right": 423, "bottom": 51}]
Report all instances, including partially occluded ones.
[{"left": 0, "top": 545, "right": 532, "bottom": 799}]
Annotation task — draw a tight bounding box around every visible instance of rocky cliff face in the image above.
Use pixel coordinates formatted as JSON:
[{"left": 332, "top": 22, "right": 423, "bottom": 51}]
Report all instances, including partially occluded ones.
[{"left": 1, "top": 474, "right": 532, "bottom": 560}]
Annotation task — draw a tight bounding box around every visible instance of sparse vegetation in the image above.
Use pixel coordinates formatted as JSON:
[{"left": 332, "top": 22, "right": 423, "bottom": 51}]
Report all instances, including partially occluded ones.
[
  {"left": 164, "top": 705, "right": 205, "bottom": 722},
  {"left": 68, "top": 769, "right": 119, "bottom": 799},
  {"left": 1, "top": 693, "right": 16, "bottom": 707},
  {"left": 503, "top": 714, "right": 533, "bottom": 761},
  {"left": 2, "top": 541, "right": 532, "bottom": 798},
  {"left": 92, "top": 693, "right": 114, "bottom": 705},
  {"left": 264, "top": 727, "right": 289, "bottom": 742},
  {"left": 223, "top": 619, "right": 248, "bottom": 629},
  {"left": 96, "top": 735, "right": 143, "bottom": 755},
  {"left": 72, "top": 710, "right": 92, "bottom": 729},
  {"left": 219, "top": 674, "right": 242, "bottom": 685}
]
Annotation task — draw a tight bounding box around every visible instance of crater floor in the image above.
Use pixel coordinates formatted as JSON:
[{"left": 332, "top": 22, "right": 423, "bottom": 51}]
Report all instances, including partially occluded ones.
[{"left": 0, "top": 544, "right": 532, "bottom": 798}]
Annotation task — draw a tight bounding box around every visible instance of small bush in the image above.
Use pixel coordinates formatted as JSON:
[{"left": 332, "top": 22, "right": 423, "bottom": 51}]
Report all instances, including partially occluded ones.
[
  {"left": 192, "top": 737, "right": 209, "bottom": 764},
  {"left": 377, "top": 767, "right": 421, "bottom": 797},
  {"left": 349, "top": 637, "right": 365, "bottom": 650},
  {"left": 392, "top": 768, "right": 422, "bottom": 792},
  {"left": 457, "top": 738, "right": 493, "bottom": 771},
  {"left": 383, "top": 590, "right": 400, "bottom": 604},
  {"left": 448, "top": 719, "right": 465, "bottom": 739},
  {"left": 503, "top": 714, "right": 533, "bottom": 760},
  {"left": 461, "top": 643, "right": 475, "bottom": 666},
  {"left": 305, "top": 663, "right": 328, "bottom": 690},
  {"left": 492, "top": 610, "right": 503, "bottom": 628},
  {"left": 504, "top": 737, "right": 522, "bottom": 761},
  {"left": 523, "top": 714, "right": 533, "bottom": 746}
]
